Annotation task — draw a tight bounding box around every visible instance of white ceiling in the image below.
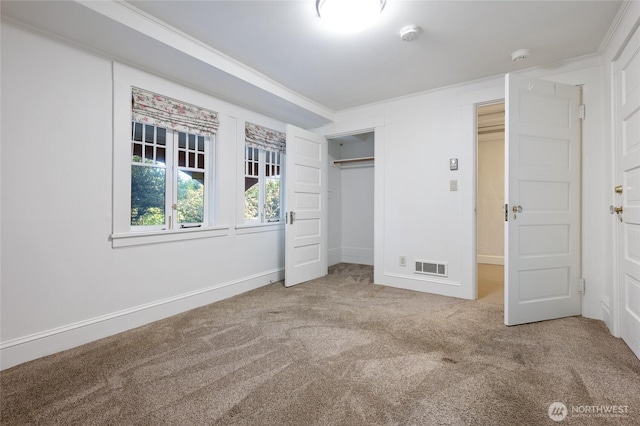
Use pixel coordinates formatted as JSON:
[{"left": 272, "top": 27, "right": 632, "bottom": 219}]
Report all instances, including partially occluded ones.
[{"left": 1, "top": 1, "right": 623, "bottom": 127}]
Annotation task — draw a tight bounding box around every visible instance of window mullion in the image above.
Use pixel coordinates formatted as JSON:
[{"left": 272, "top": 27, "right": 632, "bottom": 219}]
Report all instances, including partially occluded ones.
[
  {"left": 168, "top": 130, "right": 177, "bottom": 230},
  {"left": 259, "top": 150, "right": 266, "bottom": 223}
]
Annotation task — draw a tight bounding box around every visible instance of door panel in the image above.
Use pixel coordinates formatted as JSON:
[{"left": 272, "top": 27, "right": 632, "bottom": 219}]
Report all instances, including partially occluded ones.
[
  {"left": 285, "top": 125, "right": 328, "bottom": 287},
  {"left": 616, "top": 24, "right": 640, "bottom": 359},
  {"left": 504, "top": 74, "right": 581, "bottom": 326}
]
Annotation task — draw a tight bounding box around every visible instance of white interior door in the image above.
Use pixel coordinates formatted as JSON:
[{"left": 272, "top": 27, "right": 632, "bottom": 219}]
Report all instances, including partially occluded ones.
[
  {"left": 504, "top": 74, "right": 582, "bottom": 326},
  {"left": 284, "top": 124, "right": 328, "bottom": 287},
  {"left": 614, "top": 25, "right": 640, "bottom": 359}
]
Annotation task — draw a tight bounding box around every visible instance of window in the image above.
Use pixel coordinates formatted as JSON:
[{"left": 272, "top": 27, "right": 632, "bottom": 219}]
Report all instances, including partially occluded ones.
[
  {"left": 244, "top": 146, "right": 282, "bottom": 222},
  {"left": 131, "top": 122, "right": 211, "bottom": 230},
  {"left": 244, "top": 122, "right": 286, "bottom": 223},
  {"left": 129, "top": 87, "right": 218, "bottom": 233}
]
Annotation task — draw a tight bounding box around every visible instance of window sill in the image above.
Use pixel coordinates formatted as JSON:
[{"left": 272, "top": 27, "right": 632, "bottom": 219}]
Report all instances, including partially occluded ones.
[
  {"left": 111, "top": 225, "right": 230, "bottom": 248},
  {"left": 235, "top": 222, "right": 285, "bottom": 235}
]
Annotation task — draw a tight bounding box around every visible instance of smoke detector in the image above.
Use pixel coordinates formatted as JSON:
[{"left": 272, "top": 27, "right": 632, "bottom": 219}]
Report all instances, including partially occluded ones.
[
  {"left": 511, "top": 48, "right": 530, "bottom": 62},
  {"left": 400, "top": 25, "right": 421, "bottom": 42}
]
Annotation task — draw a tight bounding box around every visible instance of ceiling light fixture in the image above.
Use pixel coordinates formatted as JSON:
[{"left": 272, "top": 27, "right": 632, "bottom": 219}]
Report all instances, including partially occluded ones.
[{"left": 316, "top": 0, "right": 386, "bottom": 33}]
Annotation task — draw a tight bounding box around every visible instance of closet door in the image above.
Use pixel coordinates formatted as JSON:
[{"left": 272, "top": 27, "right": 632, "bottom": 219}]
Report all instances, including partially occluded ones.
[{"left": 284, "top": 125, "right": 328, "bottom": 287}]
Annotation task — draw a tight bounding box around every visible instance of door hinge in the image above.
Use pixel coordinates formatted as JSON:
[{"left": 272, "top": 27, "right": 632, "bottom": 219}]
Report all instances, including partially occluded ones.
[
  {"left": 579, "top": 278, "right": 585, "bottom": 294},
  {"left": 579, "top": 104, "right": 586, "bottom": 120}
]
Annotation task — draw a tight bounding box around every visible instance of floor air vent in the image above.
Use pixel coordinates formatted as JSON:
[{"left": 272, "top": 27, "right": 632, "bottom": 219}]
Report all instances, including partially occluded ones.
[{"left": 415, "top": 260, "right": 448, "bottom": 277}]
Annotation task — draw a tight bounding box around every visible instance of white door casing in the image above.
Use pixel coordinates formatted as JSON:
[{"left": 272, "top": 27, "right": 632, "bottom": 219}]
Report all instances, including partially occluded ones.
[
  {"left": 504, "top": 74, "right": 582, "bottom": 326},
  {"left": 285, "top": 124, "right": 328, "bottom": 287},
  {"left": 614, "top": 24, "right": 640, "bottom": 359}
]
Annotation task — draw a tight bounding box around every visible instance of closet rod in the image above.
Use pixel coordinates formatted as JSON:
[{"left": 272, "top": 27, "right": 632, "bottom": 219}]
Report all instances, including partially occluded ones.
[{"left": 332, "top": 156, "right": 374, "bottom": 165}]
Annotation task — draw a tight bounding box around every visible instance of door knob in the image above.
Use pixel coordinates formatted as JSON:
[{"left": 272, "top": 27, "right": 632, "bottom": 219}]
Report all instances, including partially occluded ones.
[
  {"left": 512, "top": 205, "right": 523, "bottom": 213},
  {"left": 615, "top": 185, "right": 623, "bottom": 194},
  {"left": 610, "top": 205, "right": 623, "bottom": 222}
]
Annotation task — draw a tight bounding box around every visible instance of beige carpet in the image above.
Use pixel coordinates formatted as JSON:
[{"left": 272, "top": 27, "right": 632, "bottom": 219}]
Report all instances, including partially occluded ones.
[
  {"left": 2, "top": 263, "right": 640, "bottom": 425},
  {"left": 478, "top": 263, "right": 504, "bottom": 306}
]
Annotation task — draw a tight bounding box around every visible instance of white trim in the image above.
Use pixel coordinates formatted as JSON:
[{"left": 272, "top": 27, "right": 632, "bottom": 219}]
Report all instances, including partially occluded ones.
[
  {"left": 477, "top": 255, "right": 505, "bottom": 265},
  {"left": 598, "top": 0, "right": 635, "bottom": 57},
  {"left": 314, "top": 117, "right": 385, "bottom": 285},
  {"left": 0, "top": 268, "right": 284, "bottom": 370},
  {"left": 111, "top": 225, "right": 229, "bottom": 248},
  {"left": 601, "top": 297, "right": 612, "bottom": 332},
  {"left": 342, "top": 247, "right": 374, "bottom": 266},
  {"left": 382, "top": 273, "right": 462, "bottom": 298},
  {"left": 328, "top": 247, "right": 342, "bottom": 266},
  {"left": 78, "top": 0, "right": 334, "bottom": 122},
  {"left": 235, "top": 222, "right": 284, "bottom": 235}
]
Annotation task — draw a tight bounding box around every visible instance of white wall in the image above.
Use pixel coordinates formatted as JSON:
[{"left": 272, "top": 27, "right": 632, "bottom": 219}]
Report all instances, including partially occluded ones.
[
  {"left": 331, "top": 55, "right": 612, "bottom": 313},
  {"left": 328, "top": 141, "right": 343, "bottom": 265},
  {"left": 0, "top": 23, "right": 286, "bottom": 369}
]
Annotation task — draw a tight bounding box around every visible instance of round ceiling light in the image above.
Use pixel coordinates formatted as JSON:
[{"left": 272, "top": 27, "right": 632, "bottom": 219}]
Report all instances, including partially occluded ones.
[{"left": 316, "top": 0, "right": 387, "bottom": 33}]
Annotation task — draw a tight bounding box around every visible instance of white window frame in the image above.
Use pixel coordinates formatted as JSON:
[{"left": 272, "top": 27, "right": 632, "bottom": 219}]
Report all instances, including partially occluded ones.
[
  {"left": 130, "top": 122, "right": 212, "bottom": 232},
  {"left": 243, "top": 145, "right": 283, "bottom": 224},
  {"left": 111, "top": 65, "right": 228, "bottom": 248}
]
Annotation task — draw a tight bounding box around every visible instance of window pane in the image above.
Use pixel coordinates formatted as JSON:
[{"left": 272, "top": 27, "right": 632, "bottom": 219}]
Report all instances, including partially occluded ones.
[
  {"left": 144, "top": 125, "right": 154, "bottom": 143},
  {"left": 177, "top": 170, "right": 204, "bottom": 224},
  {"left": 157, "top": 128, "right": 166, "bottom": 146},
  {"left": 244, "top": 177, "right": 259, "bottom": 220},
  {"left": 157, "top": 147, "right": 166, "bottom": 164},
  {"left": 144, "top": 145, "right": 154, "bottom": 161},
  {"left": 265, "top": 178, "right": 281, "bottom": 220},
  {"left": 198, "top": 153, "right": 204, "bottom": 169},
  {"left": 131, "top": 165, "right": 165, "bottom": 226},
  {"left": 197, "top": 136, "right": 205, "bottom": 152},
  {"left": 178, "top": 150, "right": 186, "bottom": 167},
  {"left": 133, "top": 122, "right": 143, "bottom": 142},
  {"left": 132, "top": 143, "right": 143, "bottom": 161},
  {"left": 189, "top": 152, "right": 195, "bottom": 168},
  {"left": 178, "top": 132, "right": 186, "bottom": 149},
  {"left": 188, "top": 134, "right": 196, "bottom": 150}
]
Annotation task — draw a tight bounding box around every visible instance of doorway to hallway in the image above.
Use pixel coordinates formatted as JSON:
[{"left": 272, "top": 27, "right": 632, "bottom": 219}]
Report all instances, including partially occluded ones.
[{"left": 476, "top": 102, "right": 505, "bottom": 306}]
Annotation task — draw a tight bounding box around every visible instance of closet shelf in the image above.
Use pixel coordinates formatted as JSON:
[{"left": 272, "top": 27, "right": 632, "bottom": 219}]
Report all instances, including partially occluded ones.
[{"left": 332, "top": 156, "right": 374, "bottom": 167}]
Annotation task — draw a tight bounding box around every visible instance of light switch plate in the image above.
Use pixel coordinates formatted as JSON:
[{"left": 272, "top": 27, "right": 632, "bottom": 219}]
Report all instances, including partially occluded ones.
[{"left": 450, "top": 158, "right": 458, "bottom": 170}]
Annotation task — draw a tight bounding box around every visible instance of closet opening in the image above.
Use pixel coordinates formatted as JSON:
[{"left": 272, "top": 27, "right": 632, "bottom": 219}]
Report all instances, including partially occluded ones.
[
  {"left": 476, "top": 102, "right": 505, "bottom": 305},
  {"left": 327, "top": 132, "right": 375, "bottom": 281}
]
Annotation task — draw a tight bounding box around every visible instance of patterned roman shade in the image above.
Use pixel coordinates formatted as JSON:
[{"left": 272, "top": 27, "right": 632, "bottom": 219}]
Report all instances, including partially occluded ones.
[
  {"left": 245, "top": 122, "right": 286, "bottom": 154},
  {"left": 132, "top": 87, "right": 219, "bottom": 136}
]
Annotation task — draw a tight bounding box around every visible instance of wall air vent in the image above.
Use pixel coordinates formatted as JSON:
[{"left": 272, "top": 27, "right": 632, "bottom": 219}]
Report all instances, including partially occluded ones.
[{"left": 415, "top": 260, "right": 448, "bottom": 277}]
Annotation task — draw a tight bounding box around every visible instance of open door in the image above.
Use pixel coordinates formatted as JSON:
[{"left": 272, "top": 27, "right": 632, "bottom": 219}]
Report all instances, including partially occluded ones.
[
  {"left": 284, "top": 124, "right": 328, "bottom": 287},
  {"left": 614, "top": 25, "right": 640, "bottom": 359},
  {"left": 504, "top": 74, "right": 582, "bottom": 326}
]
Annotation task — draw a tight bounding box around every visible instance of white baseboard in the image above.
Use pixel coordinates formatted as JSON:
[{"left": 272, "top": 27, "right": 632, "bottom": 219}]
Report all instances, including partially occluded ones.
[
  {"left": 383, "top": 272, "right": 465, "bottom": 299},
  {"left": 0, "top": 268, "right": 284, "bottom": 371},
  {"left": 477, "top": 255, "right": 504, "bottom": 265},
  {"left": 601, "top": 297, "right": 615, "bottom": 336},
  {"left": 328, "top": 247, "right": 342, "bottom": 266},
  {"left": 342, "top": 247, "right": 374, "bottom": 266}
]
